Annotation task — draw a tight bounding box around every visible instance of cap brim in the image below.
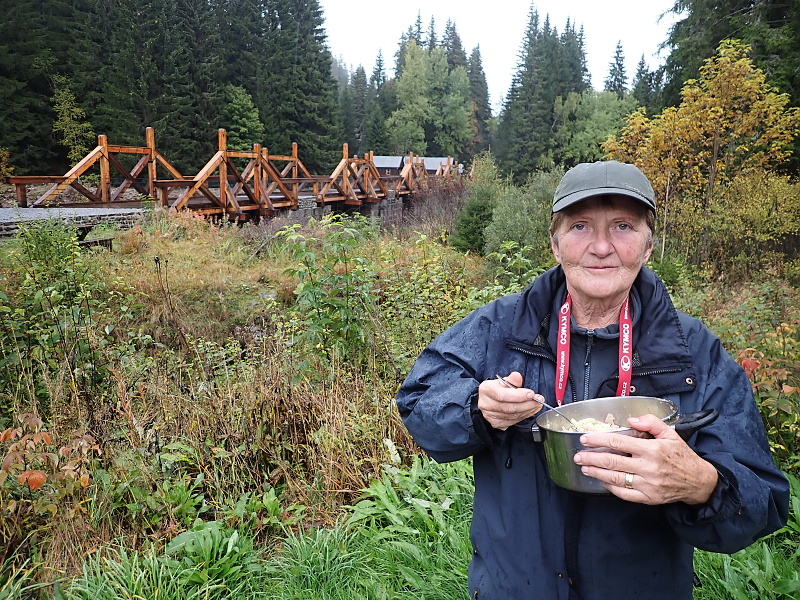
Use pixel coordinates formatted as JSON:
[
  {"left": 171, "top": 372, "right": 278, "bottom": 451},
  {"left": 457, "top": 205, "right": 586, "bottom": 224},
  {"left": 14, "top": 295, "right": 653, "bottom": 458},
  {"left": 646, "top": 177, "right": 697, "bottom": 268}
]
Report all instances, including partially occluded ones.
[{"left": 552, "top": 187, "right": 656, "bottom": 213}]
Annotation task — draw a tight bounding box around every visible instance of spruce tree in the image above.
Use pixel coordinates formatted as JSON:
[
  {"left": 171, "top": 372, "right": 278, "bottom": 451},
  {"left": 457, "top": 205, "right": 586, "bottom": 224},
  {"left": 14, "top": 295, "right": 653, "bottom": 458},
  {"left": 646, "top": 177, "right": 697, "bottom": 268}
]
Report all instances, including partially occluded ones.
[
  {"left": 467, "top": 45, "right": 492, "bottom": 157},
  {"left": 363, "top": 51, "right": 393, "bottom": 154},
  {"left": 631, "top": 54, "right": 662, "bottom": 114},
  {"left": 81, "top": 0, "right": 141, "bottom": 147},
  {"left": 135, "top": 0, "right": 224, "bottom": 172},
  {"left": 0, "top": 0, "right": 74, "bottom": 171},
  {"left": 494, "top": 8, "right": 542, "bottom": 179},
  {"left": 350, "top": 66, "right": 369, "bottom": 154},
  {"left": 261, "top": 0, "right": 342, "bottom": 172},
  {"left": 220, "top": 85, "right": 265, "bottom": 150},
  {"left": 395, "top": 12, "right": 424, "bottom": 77},
  {"left": 214, "top": 0, "right": 268, "bottom": 93},
  {"left": 604, "top": 41, "right": 627, "bottom": 99},
  {"left": 442, "top": 20, "right": 468, "bottom": 71},
  {"left": 339, "top": 81, "right": 357, "bottom": 150},
  {"left": 562, "top": 21, "right": 591, "bottom": 92},
  {"left": 494, "top": 8, "right": 587, "bottom": 180},
  {"left": 426, "top": 16, "right": 438, "bottom": 52}
]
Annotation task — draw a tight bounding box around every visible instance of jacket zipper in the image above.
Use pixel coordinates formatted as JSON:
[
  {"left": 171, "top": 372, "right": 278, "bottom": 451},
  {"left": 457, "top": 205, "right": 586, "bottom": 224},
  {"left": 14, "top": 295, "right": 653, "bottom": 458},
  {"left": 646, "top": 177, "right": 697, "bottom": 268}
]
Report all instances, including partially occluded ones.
[{"left": 583, "top": 330, "right": 594, "bottom": 401}]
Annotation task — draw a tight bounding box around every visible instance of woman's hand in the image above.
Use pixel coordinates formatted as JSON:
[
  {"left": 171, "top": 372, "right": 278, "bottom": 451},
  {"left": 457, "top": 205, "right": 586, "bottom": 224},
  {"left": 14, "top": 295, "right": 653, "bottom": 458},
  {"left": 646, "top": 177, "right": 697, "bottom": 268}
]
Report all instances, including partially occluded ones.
[
  {"left": 477, "top": 371, "right": 546, "bottom": 431},
  {"left": 573, "top": 414, "right": 719, "bottom": 505}
]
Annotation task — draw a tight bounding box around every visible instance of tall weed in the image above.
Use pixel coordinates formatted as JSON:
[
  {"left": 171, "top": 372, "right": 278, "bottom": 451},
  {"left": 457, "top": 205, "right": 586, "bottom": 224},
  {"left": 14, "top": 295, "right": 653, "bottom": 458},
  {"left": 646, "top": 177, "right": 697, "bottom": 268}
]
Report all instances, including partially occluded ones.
[
  {"left": 0, "top": 221, "right": 116, "bottom": 429},
  {"left": 276, "top": 214, "right": 380, "bottom": 368}
]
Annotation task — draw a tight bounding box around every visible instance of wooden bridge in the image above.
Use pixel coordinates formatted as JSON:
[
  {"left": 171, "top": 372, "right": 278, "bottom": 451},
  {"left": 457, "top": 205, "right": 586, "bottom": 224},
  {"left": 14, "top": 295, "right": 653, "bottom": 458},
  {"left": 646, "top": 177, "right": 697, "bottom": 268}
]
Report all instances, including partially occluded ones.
[{"left": 7, "top": 128, "right": 461, "bottom": 221}]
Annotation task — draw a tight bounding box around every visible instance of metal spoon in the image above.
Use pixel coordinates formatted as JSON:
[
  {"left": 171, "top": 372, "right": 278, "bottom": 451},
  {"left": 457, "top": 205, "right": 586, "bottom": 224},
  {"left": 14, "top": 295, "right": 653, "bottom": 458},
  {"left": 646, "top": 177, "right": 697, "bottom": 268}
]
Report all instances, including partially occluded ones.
[{"left": 495, "top": 374, "right": 577, "bottom": 431}]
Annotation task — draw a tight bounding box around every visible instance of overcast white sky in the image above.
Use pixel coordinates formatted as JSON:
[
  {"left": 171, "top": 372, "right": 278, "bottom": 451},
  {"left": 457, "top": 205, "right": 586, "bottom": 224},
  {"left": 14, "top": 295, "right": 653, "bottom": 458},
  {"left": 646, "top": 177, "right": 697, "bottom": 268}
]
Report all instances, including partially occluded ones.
[{"left": 319, "top": 0, "right": 681, "bottom": 112}]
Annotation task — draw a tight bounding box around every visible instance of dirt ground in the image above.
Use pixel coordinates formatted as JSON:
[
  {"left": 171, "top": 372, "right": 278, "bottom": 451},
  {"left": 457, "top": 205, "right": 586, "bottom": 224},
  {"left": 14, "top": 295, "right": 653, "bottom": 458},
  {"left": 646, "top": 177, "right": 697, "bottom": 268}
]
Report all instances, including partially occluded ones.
[{"left": 0, "top": 183, "right": 19, "bottom": 208}]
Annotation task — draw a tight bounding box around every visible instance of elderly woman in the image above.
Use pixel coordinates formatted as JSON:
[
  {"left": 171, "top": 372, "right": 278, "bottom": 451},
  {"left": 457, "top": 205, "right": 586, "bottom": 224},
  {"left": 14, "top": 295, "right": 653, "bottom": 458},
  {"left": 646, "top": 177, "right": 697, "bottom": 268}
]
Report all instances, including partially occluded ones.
[{"left": 395, "top": 161, "right": 788, "bottom": 600}]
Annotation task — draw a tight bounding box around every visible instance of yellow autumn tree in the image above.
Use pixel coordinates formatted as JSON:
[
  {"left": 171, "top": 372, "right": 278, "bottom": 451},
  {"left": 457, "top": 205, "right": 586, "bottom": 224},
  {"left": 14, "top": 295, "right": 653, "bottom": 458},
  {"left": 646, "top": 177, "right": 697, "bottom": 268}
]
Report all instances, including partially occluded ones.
[{"left": 603, "top": 40, "right": 800, "bottom": 267}]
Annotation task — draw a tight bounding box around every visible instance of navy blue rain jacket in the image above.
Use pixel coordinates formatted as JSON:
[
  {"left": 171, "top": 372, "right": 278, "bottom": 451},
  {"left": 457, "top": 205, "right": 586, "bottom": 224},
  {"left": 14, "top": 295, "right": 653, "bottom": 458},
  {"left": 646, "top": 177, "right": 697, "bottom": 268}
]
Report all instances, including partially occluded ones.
[{"left": 396, "top": 266, "right": 789, "bottom": 600}]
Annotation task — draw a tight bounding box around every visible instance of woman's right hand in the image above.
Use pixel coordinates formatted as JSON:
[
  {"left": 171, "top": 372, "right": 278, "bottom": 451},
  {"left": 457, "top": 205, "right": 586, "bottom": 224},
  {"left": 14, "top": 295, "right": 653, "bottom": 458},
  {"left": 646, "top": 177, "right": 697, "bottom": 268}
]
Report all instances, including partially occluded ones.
[{"left": 477, "top": 371, "right": 546, "bottom": 430}]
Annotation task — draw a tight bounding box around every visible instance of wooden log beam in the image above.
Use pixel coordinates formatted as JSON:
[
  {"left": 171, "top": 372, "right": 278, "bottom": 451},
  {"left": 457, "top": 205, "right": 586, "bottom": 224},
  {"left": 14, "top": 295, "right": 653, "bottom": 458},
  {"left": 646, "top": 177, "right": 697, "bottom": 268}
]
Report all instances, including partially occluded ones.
[
  {"left": 108, "top": 153, "right": 149, "bottom": 200},
  {"left": 14, "top": 183, "right": 27, "bottom": 207},
  {"left": 70, "top": 180, "right": 101, "bottom": 202},
  {"left": 8, "top": 176, "right": 69, "bottom": 184},
  {"left": 217, "top": 130, "right": 242, "bottom": 215},
  {"left": 106, "top": 146, "right": 150, "bottom": 154},
  {"left": 33, "top": 145, "right": 103, "bottom": 206},
  {"left": 171, "top": 152, "right": 226, "bottom": 211}
]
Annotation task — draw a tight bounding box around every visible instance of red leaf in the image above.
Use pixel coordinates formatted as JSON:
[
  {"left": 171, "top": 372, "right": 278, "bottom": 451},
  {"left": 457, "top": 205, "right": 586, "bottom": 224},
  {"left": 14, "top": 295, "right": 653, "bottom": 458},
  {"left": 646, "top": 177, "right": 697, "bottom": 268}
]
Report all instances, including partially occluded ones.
[{"left": 26, "top": 470, "right": 47, "bottom": 491}]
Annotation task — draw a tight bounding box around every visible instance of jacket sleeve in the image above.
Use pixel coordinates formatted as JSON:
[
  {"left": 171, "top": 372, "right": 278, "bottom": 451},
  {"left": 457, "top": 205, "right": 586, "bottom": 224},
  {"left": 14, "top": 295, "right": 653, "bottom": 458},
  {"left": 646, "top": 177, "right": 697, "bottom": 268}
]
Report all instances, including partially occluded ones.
[
  {"left": 395, "top": 301, "right": 508, "bottom": 463},
  {"left": 664, "top": 328, "right": 790, "bottom": 553}
]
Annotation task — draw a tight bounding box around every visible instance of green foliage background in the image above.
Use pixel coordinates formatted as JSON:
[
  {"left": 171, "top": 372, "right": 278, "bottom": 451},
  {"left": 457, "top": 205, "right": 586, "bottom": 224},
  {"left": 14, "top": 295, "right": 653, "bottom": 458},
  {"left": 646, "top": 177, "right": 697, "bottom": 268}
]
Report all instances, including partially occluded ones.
[{"left": 0, "top": 194, "right": 798, "bottom": 598}]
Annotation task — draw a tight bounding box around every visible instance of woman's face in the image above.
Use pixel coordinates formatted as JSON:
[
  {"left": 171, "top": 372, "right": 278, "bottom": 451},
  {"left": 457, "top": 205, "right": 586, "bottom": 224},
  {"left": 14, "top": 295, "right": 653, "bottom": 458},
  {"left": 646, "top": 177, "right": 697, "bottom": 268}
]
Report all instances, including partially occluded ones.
[{"left": 550, "top": 195, "right": 653, "bottom": 307}]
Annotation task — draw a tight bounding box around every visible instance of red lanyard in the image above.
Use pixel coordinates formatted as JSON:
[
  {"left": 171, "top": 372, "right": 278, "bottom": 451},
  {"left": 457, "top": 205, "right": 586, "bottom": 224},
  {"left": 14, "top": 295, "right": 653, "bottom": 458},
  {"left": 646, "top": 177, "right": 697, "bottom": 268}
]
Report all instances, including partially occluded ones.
[{"left": 554, "top": 294, "right": 633, "bottom": 405}]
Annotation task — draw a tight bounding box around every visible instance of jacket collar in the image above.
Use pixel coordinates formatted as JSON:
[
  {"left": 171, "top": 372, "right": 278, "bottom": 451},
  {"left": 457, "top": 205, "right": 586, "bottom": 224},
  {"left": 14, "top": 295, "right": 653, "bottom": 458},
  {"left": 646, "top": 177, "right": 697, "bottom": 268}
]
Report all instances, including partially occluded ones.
[{"left": 507, "top": 266, "right": 694, "bottom": 371}]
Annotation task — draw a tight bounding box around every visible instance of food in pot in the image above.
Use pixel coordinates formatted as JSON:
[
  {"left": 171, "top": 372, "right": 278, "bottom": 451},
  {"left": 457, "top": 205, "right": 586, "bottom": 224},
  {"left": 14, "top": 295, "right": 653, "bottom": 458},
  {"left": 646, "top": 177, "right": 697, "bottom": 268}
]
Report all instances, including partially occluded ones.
[{"left": 567, "top": 413, "right": 620, "bottom": 432}]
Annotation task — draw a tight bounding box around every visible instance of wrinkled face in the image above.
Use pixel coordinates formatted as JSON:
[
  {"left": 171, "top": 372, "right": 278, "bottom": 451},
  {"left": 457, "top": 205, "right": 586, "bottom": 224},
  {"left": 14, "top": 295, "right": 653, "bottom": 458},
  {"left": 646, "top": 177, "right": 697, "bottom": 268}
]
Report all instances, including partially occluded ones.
[{"left": 550, "top": 195, "right": 654, "bottom": 306}]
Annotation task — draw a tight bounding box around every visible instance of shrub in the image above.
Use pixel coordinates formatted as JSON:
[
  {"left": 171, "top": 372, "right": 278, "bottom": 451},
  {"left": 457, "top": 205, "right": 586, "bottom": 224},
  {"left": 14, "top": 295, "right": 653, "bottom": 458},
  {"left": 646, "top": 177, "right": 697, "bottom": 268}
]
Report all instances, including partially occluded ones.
[
  {"left": 0, "top": 220, "right": 115, "bottom": 428},
  {"left": 0, "top": 148, "right": 13, "bottom": 182},
  {"left": 275, "top": 214, "right": 380, "bottom": 367},
  {"left": 0, "top": 413, "right": 100, "bottom": 569},
  {"left": 701, "top": 172, "right": 800, "bottom": 279},
  {"left": 482, "top": 168, "right": 562, "bottom": 268},
  {"left": 449, "top": 153, "right": 503, "bottom": 254}
]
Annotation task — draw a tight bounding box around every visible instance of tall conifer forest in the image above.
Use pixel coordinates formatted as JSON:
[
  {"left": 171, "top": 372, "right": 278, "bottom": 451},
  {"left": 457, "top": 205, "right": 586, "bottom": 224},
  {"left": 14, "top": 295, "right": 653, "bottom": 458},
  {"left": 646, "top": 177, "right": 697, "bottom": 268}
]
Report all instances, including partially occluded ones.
[{"left": 1, "top": 0, "right": 800, "bottom": 179}]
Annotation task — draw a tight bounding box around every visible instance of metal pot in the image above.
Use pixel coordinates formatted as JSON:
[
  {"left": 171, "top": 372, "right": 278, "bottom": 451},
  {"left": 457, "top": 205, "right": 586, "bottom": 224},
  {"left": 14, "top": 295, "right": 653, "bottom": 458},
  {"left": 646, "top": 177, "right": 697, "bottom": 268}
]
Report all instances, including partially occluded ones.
[{"left": 531, "top": 396, "right": 719, "bottom": 495}]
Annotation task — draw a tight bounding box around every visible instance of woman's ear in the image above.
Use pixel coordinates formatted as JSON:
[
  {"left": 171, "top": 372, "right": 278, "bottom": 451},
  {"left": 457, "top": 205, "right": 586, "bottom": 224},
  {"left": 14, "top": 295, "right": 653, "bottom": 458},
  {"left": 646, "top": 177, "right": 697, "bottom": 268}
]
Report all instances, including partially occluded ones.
[
  {"left": 551, "top": 235, "right": 561, "bottom": 263},
  {"left": 644, "top": 241, "right": 654, "bottom": 263}
]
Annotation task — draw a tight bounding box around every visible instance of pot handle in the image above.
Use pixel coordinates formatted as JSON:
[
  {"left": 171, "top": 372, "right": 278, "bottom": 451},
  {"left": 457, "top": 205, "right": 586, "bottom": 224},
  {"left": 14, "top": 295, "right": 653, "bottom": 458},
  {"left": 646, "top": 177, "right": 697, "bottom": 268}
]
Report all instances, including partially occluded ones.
[{"left": 673, "top": 409, "right": 719, "bottom": 441}]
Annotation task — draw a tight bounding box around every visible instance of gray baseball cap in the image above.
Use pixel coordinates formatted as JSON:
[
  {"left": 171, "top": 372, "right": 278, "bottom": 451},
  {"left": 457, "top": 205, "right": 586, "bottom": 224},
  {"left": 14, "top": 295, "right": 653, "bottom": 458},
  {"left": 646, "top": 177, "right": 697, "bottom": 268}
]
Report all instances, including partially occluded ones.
[{"left": 552, "top": 161, "right": 656, "bottom": 213}]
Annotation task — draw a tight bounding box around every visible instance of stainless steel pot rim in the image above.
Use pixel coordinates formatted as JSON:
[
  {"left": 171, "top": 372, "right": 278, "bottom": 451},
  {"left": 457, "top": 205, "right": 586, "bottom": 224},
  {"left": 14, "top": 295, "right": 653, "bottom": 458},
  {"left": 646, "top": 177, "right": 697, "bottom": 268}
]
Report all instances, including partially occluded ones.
[{"left": 534, "top": 395, "right": 679, "bottom": 433}]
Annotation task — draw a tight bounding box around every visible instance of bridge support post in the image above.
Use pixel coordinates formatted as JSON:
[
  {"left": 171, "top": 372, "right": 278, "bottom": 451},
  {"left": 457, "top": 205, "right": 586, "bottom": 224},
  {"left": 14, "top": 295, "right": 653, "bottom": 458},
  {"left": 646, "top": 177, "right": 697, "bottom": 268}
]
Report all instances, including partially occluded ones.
[
  {"left": 15, "top": 184, "right": 28, "bottom": 208},
  {"left": 146, "top": 127, "right": 157, "bottom": 199},
  {"left": 218, "top": 129, "right": 229, "bottom": 212},
  {"left": 99, "top": 134, "right": 111, "bottom": 203}
]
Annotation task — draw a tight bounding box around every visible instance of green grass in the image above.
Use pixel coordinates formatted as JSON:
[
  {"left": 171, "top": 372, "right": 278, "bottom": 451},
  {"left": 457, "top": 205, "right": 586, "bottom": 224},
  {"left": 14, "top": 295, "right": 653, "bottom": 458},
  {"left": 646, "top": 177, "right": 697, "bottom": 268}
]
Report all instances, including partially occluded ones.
[
  {"left": 51, "top": 461, "right": 800, "bottom": 600},
  {"left": 54, "top": 458, "right": 474, "bottom": 600}
]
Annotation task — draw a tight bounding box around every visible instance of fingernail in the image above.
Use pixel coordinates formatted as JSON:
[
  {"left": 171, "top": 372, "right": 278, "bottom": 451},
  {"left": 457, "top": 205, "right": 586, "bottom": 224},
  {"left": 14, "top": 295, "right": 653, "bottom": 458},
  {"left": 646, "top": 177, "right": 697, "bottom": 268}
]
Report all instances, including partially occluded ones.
[
  {"left": 629, "top": 417, "right": 640, "bottom": 424},
  {"left": 581, "top": 466, "right": 589, "bottom": 475},
  {"left": 573, "top": 453, "right": 582, "bottom": 464},
  {"left": 526, "top": 392, "right": 535, "bottom": 399}
]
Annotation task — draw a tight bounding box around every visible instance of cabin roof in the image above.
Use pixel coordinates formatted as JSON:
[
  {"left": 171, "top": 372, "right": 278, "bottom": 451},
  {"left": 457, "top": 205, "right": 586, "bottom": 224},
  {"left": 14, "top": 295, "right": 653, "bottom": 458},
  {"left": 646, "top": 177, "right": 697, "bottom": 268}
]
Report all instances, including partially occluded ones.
[{"left": 372, "top": 155, "right": 405, "bottom": 169}]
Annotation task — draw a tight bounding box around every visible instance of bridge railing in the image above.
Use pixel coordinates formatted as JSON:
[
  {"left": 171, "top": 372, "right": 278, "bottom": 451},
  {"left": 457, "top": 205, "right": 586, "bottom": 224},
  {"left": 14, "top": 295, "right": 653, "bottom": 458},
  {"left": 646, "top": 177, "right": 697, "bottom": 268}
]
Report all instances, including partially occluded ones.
[
  {"left": 7, "top": 128, "right": 461, "bottom": 217},
  {"left": 7, "top": 128, "right": 183, "bottom": 207}
]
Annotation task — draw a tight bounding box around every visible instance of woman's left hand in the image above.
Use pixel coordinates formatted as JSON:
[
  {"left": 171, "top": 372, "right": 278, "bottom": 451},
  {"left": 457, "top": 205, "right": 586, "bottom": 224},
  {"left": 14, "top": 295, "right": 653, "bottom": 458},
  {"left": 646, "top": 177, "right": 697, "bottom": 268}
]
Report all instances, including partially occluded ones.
[{"left": 573, "top": 414, "right": 719, "bottom": 505}]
